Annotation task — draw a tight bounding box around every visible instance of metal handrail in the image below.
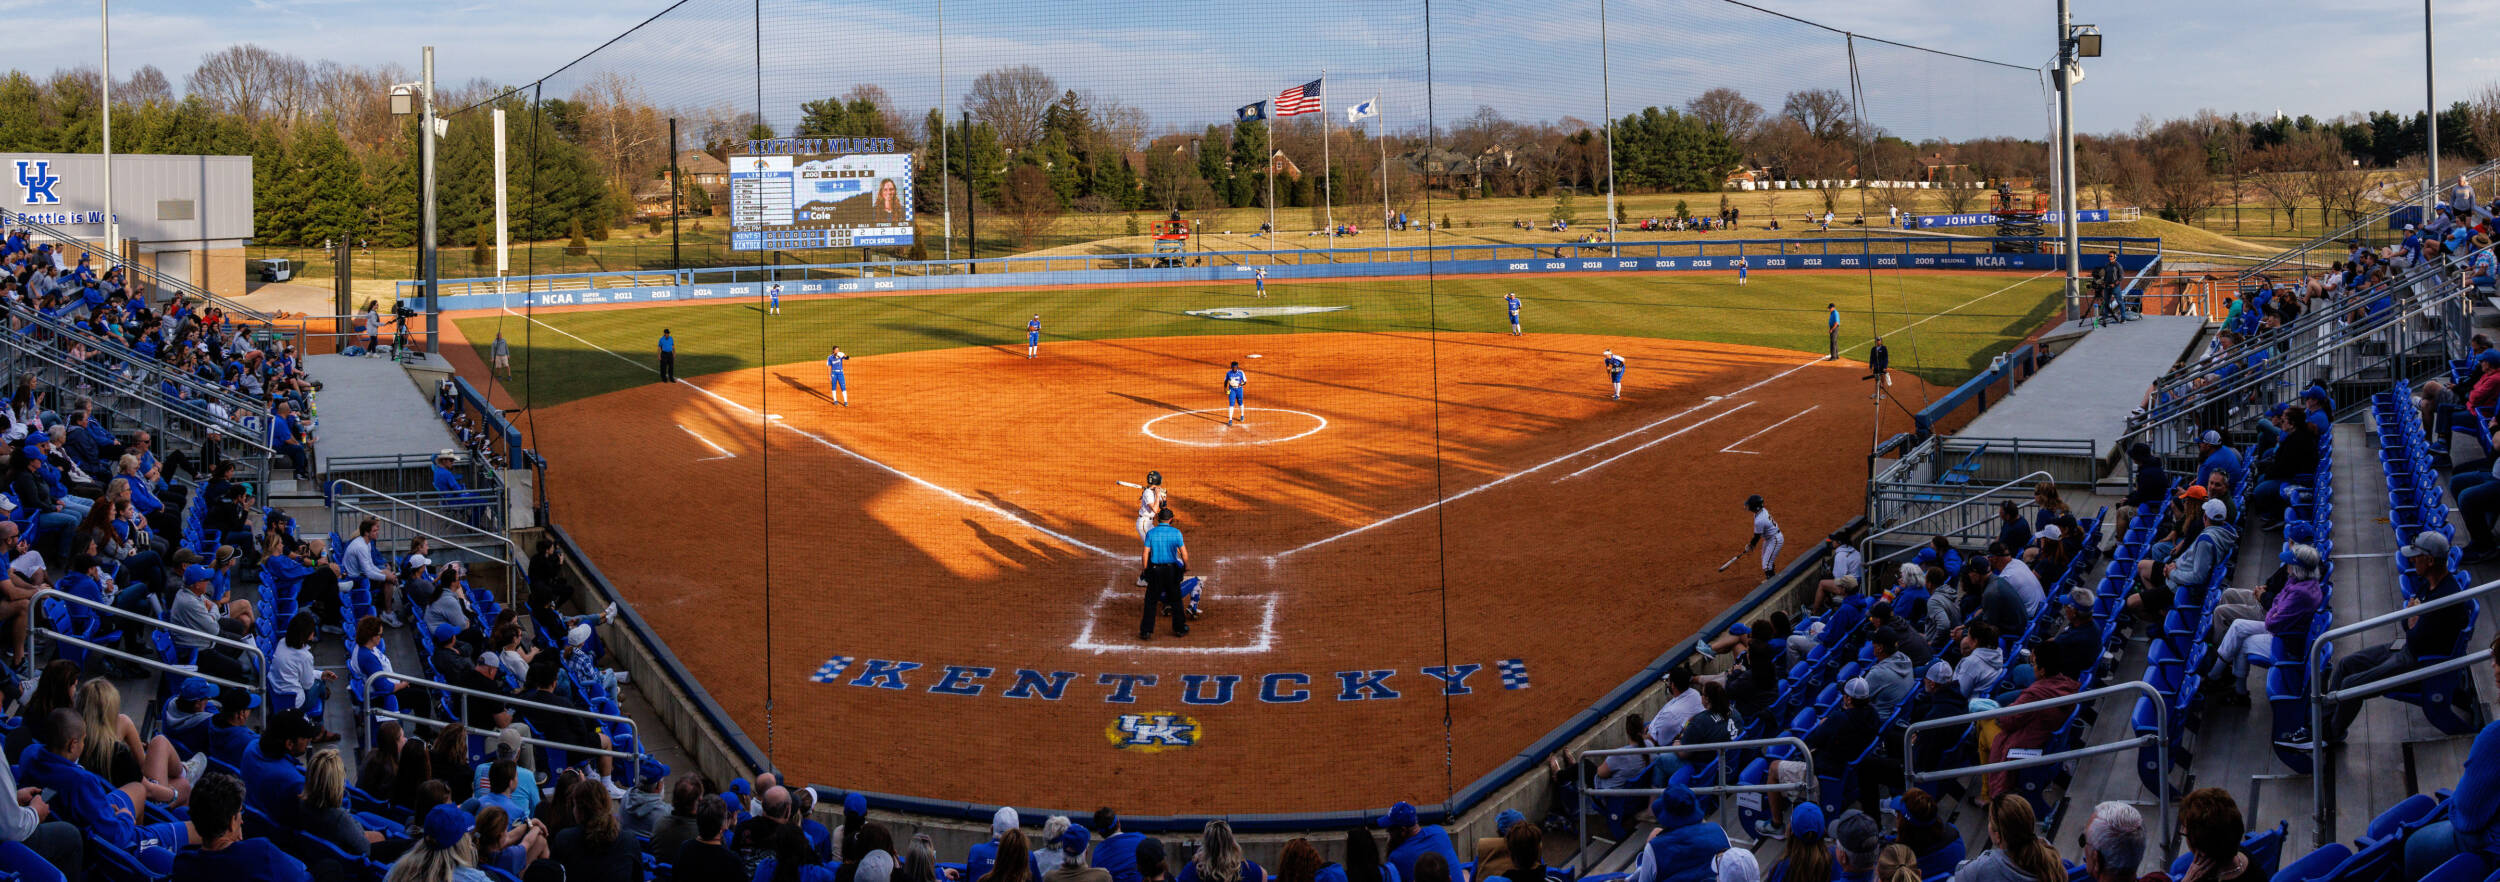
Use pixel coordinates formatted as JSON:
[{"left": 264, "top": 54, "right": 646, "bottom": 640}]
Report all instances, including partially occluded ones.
[
  {"left": 329, "top": 479, "right": 518, "bottom": 600},
  {"left": 0, "top": 210, "right": 280, "bottom": 326},
  {"left": 32, "top": 587, "right": 269, "bottom": 707},
  {"left": 1575, "top": 736, "right": 1811, "bottom": 862},
  {"left": 2141, "top": 248, "right": 2478, "bottom": 406},
  {"left": 1861, "top": 470, "right": 2053, "bottom": 563},
  {"left": 6, "top": 305, "right": 266, "bottom": 419},
  {"left": 0, "top": 316, "right": 277, "bottom": 459},
  {"left": 2306, "top": 574, "right": 2500, "bottom": 843},
  {"left": 1905, "top": 679, "right": 2172, "bottom": 862},
  {"left": 2232, "top": 156, "right": 2500, "bottom": 282},
  {"left": 360, "top": 670, "right": 643, "bottom": 783},
  {"left": 2120, "top": 271, "right": 2469, "bottom": 454}
]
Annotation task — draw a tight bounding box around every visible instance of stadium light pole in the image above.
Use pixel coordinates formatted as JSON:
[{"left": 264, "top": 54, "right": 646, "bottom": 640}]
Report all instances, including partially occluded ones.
[
  {"left": 2054, "top": 6, "right": 2090, "bottom": 322},
  {"left": 99, "top": 0, "right": 116, "bottom": 259},
  {"left": 2425, "top": 0, "right": 2438, "bottom": 222}
]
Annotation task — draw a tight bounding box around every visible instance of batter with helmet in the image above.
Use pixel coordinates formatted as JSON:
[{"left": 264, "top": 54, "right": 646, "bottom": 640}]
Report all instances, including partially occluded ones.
[
  {"left": 1718, "top": 494, "right": 1784, "bottom": 580},
  {"left": 1133, "top": 471, "right": 1169, "bottom": 586}
]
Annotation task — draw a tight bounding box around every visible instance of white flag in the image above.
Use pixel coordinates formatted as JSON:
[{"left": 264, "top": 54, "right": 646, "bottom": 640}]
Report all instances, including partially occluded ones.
[{"left": 1345, "top": 96, "right": 1378, "bottom": 125}]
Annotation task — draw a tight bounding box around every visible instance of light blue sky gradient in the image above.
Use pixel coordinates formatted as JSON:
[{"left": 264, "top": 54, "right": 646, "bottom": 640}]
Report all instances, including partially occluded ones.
[{"left": 31, "top": 0, "right": 2500, "bottom": 141}]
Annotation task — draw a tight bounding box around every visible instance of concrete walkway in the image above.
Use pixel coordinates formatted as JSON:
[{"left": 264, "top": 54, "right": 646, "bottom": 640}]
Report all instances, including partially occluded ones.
[
  {"left": 1961, "top": 315, "right": 2206, "bottom": 453},
  {"left": 304, "top": 354, "right": 457, "bottom": 471}
]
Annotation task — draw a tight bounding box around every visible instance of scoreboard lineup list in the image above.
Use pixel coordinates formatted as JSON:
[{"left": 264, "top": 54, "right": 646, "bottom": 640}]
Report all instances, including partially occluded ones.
[{"left": 730, "top": 137, "right": 915, "bottom": 252}]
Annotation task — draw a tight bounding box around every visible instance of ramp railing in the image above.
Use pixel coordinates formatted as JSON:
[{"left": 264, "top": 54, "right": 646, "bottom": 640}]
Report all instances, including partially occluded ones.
[
  {"left": 2306, "top": 577, "right": 2499, "bottom": 844},
  {"left": 1575, "top": 737, "right": 1812, "bottom": 864},
  {"left": 0, "top": 209, "right": 281, "bottom": 329},
  {"left": 0, "top": 321, "right": 276, "bottom": 488},
  {"left": 360, "top": 670, "right": 644, "bottom": 784},
  {"left": 1906, "top": 680, "right": 2173, "bottom": 862},
  {"left": 33, "top": 588, "right": 269, "bottom": 709},
  {"left": 1864, "top": 470, "right": 2053, "bottom": 561},
  {"left": 2230, "top": 157, "right": 2500, "bottom": 283},
  {"left": 328, "top": 479, "right": 516, "bottom": 598}
]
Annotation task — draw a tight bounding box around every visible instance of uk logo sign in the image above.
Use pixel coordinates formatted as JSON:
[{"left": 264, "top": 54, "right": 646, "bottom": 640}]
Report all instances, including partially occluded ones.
[
  {"left": 14, "top": 161, "right": 58, "bottom": 205},
  {"left": 1106, "top": 712, "right": 1200, "bottom": 752}
]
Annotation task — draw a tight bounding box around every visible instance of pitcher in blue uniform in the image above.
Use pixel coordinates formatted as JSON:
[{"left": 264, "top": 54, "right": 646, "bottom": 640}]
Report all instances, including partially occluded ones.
[
  {"left": 826, "top": 346, "right": 850, "bottom": 407},
  {"left": 1225, "top": 362, "right": 1248, "bottom": 424}
]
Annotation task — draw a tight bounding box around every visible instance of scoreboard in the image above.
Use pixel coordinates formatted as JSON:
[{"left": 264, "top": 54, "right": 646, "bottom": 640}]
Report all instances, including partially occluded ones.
[{"left": 730, "top": 138, "right": 914, "bottom": 250}]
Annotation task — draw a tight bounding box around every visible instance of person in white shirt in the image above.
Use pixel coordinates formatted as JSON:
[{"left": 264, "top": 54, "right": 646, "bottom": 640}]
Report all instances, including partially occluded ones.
[
  {"left": 340, "top": 517, "right": 403, "bottom": 626},
  {"left": 1992, "top": 549, "right": 2046, "bottom": 619},
  {"left": 270, "top": 611, "right": 338, "bottom": 722},
  {"left": 1644, "top": 667, "right": 1705, "bottom": 747}
]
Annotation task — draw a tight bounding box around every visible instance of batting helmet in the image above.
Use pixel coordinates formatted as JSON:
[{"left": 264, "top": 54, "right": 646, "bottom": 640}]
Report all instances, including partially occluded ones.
[
  {"left": 1146, "top": 471, "right": 1163, "bottom": 486},
  {"left": 1744, "top": 494, "right": 1764, "bottom": 511}
]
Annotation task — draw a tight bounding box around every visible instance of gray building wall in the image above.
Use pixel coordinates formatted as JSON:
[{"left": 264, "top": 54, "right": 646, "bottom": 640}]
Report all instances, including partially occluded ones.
[{"left": 0, "top": 152, "right": 252, "bottom": 245}]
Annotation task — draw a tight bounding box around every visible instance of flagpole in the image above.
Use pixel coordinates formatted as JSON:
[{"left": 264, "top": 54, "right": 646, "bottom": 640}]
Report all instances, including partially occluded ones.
[
  {"left": 1600, "top": 0, "right": 1617, "bottom": 256},
  {"left": 1320, "top": 72, "right": 1334, "bottom": 238},
  {"left": 1377, "top": 100, "right": 1390, "bottom": 247}
]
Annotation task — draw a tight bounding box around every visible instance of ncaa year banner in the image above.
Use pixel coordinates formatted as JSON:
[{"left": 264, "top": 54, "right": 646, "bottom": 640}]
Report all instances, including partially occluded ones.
[{"left": 730, "top": 138, "right": 914, "bottom": 251}]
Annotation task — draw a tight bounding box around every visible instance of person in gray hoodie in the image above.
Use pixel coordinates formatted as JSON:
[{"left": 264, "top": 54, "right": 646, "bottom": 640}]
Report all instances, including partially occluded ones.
[
  {"left": 2162, "top": 498, "right": 2239, "bottom": 606},
  {"left": 1860, "top": 629, "right": 1916, "bottom": 719}
]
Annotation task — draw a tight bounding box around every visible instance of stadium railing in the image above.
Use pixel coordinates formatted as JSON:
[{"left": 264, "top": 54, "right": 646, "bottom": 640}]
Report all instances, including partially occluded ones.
[
  {"left": 2232, "top": 157, "right": 2500, "bottom": 283},
  {"left": 2305, "top": 578, "right": 2500, "bottom": 844},
  {"left": 34, "top": 587, "right": 270, "bottom": 708},
  {"left": 2118, "top": 262, "right": 2472, "bottom": 465},
  {"left": 1575, "top": 737, "right": 1814, "bottom": 863},
  {"left": 1905, "top": 679, "right": 2176, "bottom": 863},
  {"left": 1863, "top": 470, "right": 2054, "bottom": 560},
  {"left": 401, "top": 236, "right": 2167, "bottom": 308},
  {"left": 325, "top": 454, "right": 507, "bottom": 526},
  {"left": 360, "top": 669, "right": 647, "bottom": 784},
  {"left": 1910, "top": 343, "right": 2038, "bottom": 436},
  {"left": 0, "top": 312, "right": 279, "bottom": 483},
  {"left": 2, "top": 295, "right": 272, "bottom": 423},
  {"left": 0, "top": 209, "right": 286, "bottom": 332},
  {"left": 327, "top": 479, "right": 517, "bottom": 597}
]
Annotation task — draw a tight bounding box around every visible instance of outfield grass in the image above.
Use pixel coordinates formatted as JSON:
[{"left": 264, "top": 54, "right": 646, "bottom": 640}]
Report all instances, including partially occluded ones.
[{"left": 457, "top": 270, "right": 2066, "bottom": 408}]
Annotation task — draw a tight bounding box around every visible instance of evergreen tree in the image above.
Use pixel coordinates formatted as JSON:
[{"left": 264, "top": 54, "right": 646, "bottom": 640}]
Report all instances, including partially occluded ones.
[
  {"left": 1228, "top": 119, "right": 1269, "bottom": 210},
  {"left": 287, "top": 123, "right": 368, "bottom": 248},
  {"left": 1196, "top": 125, "right": 1232, "bottom": 207}
]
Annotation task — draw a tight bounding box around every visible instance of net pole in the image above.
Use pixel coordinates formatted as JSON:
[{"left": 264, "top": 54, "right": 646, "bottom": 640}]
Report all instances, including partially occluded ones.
[
  {"left": 1378, "top": 107, "right": 1391, "bottom": 246},
  {"left": 1321, "top": 72, "right": 1334, "bottom": 236}
]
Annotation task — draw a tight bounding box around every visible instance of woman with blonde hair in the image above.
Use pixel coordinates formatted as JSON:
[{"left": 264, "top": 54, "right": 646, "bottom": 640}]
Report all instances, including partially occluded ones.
[
  {"left": 1180, "top": 819, "right": 1270, "bottom": 882},
  {"left": 301, "top": 749, "right": 384, "bottom": 856},
  {"left": 74, "top": 678, "right": 188, "bottom": 803},
  {"left": 386, "top": 804, "right": 486, "bottom": 882},
  {"left": 1875, "top": 844, "right": 1922, "bottom": 882}
]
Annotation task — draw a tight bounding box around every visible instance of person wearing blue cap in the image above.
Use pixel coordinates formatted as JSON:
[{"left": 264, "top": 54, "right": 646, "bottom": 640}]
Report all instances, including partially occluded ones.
[
  {"left": 1765, "top": 804, "right": 1833, "bottom": 882},
  {"left": 1046, "top": 824, "right": 1111, "bottom": 882},
  {"left": 1470, "top": 809, "right": 1528, "bottom": 882},
  {"left": 388, "top": 803, "right": 484, "bottom": 879},
  {"left": 1378, "top": 802, "right": 1460, "bottom": 882},
  {"left": 1630, "top": 782, "right": 1726, "bottom": 882}
]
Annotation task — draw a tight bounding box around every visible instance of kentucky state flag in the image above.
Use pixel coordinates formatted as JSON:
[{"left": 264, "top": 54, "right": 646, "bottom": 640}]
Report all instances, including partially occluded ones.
[{"left": 1236, "top": 101, "right": 1267, "bottom": 122}]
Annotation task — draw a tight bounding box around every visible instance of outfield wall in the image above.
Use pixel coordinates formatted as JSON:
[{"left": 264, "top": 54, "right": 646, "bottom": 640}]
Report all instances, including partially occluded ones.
[{"left": 402, "top": 235, "right": 2160, "bottom": 312}]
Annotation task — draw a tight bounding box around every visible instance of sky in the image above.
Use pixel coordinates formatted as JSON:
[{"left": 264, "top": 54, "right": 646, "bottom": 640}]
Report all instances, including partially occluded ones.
[{"left": 20, "top": 0, "right": 2500, "bottom": 141}]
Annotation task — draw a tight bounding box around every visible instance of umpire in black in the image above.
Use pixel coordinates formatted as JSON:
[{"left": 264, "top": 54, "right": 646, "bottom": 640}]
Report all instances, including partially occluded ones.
[{"left": 1140, "top": 506, "right": 1189, "bottom": 640}]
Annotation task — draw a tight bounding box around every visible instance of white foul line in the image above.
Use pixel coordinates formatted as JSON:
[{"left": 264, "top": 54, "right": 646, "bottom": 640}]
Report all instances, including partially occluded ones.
[
  {"left": 1560, "top": 402, "right": 1757, "bottom": 479},
  {"left": 501, "top": 306, "right": 658, "bottom": 374},
  {"left": 672, "top": 379, "right": 1127, "bottom": 560},
  {"left": 679, "top": 425, "right": 736, "bottom": 461},
  {"left": 1719, "top": 405, "right": 1821, "bottom": 455}
]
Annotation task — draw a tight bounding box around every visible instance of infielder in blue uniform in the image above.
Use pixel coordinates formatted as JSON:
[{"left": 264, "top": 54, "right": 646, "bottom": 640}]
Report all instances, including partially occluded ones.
[
  {"left": 1735, "top": 256, "right": 1749, "bottom": 285},
  {"left": 1253, "top": 267, "right": 1268, "bottom": 298},
  {"left": 1026, "top": 315, "right": 1042, "bottom": 359},
  {"left": 826, "top": 346, "right": 850, "bottom": 407},
  {"left": 1603, "top": 349, "right": 1626, "bottom": 400},
  {"left": 1505, "top": 292, "right": 1523, "bottom": 335},
  {"left": 1224, "top": 361, "right": 1248, "bottom": 424}
]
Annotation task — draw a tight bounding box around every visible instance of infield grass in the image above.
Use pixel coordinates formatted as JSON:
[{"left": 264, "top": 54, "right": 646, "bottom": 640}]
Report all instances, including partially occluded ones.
[{"left": 456, "top": 270, "right": 2065, "bottom": 408}]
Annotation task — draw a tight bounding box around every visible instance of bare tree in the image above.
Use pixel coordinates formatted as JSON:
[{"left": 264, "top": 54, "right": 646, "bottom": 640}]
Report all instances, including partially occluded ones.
[
  {"left": 187, "top": 44, "right": 310, "bottom": 126},
  {"left": 305, "top": 61, "right": 403, "bottom": 150},
  {"left": 998, "top": 164, "right": 1062, "bottom": 248},
  {"left": 2301, "top": 136, "right": 2371, "bottom": 225},
  {"left": 965, "top": 64, "right": 1057, "bottom": 152},
  {"left": 2146, "top": 143, "right": 2221, "bottom": 225},
  {"left": 117, "top": 65, "right": 173, "bottom": 106},
  {"left": 2249, "top": 136, "right": 2321, "bottom": 230},
  {"left": 1938, "top": 165, "right": 1981, "bottom": 213},
  {"left": 1685, "top": 87, "right": 1763, "bottom": 143},
  {"left": 842, "top": 84, "right": 916, "bottom": 148},
  {"left": 571, "top": 73, "right": 669, "bottom": 192},
  {"left": 1780, "top": 88, "right": 1854, "bottom": 142}
]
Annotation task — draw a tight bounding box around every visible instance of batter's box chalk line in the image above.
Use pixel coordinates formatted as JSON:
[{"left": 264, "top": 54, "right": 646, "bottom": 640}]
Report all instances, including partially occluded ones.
[
  {"left": 1140, "top": 408, "right": 1328, "bottom": 447},
  {"left": 1070, "top": 566, "right": 1280, "bottom": 655}
]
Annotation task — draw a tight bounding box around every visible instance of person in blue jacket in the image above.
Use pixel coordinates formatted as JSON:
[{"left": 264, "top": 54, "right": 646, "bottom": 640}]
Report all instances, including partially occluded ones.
[
  {"left": 1092, "top": 808, "right": 1147, "bottom": 882},
  {"left": 18, "top": 709, "right": 193, "bottom": 876},
  {"left": 2405, "top": 635, "right": 2500, "bottom": 875},
  {"left": 170, "top": 771, "right": 312, "bottom": 881},
  {"left": 2193, "top": 430, "right": 2244, "bottom": 493},
  {"left": 1381, "top": 802, "right": 1462, "bottom": 882},
  {"left": 1631, "top": 782, "right": 1729, "bottom": 882},
  {"left": 236, "top": 710, "right": 318, "bottom": 826}
]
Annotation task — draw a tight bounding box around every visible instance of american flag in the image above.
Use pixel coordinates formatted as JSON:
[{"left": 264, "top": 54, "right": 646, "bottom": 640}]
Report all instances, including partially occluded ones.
[{"left": 1273, "top": 79, "right": 1323, "bottom": 116}]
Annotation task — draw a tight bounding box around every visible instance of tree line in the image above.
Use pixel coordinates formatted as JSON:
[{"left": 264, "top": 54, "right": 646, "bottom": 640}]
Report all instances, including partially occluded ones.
[{"left": 1, "top": 43, "right": 2491, "bottom": 252}]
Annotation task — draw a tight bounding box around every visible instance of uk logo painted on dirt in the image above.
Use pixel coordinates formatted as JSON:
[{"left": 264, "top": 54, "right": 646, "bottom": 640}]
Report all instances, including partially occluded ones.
[
  {"left": 1106, "top": 712, "right": 1200, "bottom": 752},
  {"left": 810, "top": 655, "right": 1528, "bottom": 705}
]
